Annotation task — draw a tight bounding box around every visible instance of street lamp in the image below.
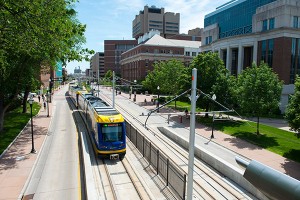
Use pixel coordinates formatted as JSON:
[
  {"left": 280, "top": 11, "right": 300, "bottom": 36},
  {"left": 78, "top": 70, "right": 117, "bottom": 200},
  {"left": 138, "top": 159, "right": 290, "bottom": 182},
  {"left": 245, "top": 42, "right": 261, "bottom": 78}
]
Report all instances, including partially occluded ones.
[
  {"left": 133, "top": 80, "right": 137, "bottom": 102},
  {"left": 28, "top": 97, "right": 36, "bottom": 153},
  {"left": 211, "top": 94, "right": 216, "bottom": 139},
  {"left": 157, "top": 86, "right": 160, "bottom": 112},
  {"left": 46, "top": 91, "right": 50, "bottom": 117},
  {"left": 49, "top": 78, "right": 52, "bottom": 103}
]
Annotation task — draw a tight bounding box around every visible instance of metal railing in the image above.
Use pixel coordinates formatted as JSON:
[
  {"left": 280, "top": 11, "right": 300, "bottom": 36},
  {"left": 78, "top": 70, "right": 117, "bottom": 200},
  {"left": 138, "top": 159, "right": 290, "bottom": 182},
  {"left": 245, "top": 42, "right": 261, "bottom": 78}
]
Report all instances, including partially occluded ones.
[{"left": 126, "top": 122, "right": 186, "bottom": 200}]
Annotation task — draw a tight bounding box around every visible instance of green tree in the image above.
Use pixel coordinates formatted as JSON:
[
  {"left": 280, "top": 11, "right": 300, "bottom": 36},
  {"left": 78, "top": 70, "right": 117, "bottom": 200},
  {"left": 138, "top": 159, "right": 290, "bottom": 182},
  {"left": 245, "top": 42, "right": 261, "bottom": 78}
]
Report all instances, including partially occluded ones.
[
  {"left": 189, "top": 52, "right": 231, "bottom": 115},
  {"left": 0, "top": 0, "right": 93, "bottom": 132},
  {"left": 285, "top": 76, "right": 300, "bottom": 136},
  {"left": 104, "top": 70, "right": 113, "bottom": 80},
  {"left": 142, "top": 59, "right": 189, "bottom": 106},
  {"left": 235, "top": 62, "right": 283, "bottom": 134}
]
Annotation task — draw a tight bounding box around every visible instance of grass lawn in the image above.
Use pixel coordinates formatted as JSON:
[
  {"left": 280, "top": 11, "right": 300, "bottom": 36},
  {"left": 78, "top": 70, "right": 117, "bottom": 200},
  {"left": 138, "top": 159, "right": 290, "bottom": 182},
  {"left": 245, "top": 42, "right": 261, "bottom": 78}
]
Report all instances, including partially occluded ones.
[
  {"left": 167, "top": 101, "right": 204, "bottom": 112},
  {"left": 197, "top": 116, "right": 300, "bottom": 163},
  {"left": 0, "top": 102, "right": 40, "bottom": 155}
]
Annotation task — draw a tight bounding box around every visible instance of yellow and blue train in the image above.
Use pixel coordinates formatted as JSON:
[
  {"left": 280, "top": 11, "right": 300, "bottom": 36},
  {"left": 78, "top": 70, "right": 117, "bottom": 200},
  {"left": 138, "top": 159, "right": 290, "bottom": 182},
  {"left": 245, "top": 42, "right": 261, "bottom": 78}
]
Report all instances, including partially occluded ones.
[{"left": 69, "top": 84, "right": 126, "bottom": 160}]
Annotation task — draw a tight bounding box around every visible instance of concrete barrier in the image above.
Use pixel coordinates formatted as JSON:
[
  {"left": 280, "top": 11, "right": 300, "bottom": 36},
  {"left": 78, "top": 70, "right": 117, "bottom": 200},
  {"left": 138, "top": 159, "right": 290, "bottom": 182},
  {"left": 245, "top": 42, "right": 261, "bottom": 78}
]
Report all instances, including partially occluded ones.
[{"left": 157, "top": 126, "right": 268, "bottom": 200}]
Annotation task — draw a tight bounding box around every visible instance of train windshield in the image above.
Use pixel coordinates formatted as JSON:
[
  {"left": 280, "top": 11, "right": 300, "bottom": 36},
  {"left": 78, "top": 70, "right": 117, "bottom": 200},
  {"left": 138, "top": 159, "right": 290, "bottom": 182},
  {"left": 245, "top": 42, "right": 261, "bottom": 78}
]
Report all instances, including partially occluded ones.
[{"left": 101, "top": 123, "right": 123, "bottom": 142}]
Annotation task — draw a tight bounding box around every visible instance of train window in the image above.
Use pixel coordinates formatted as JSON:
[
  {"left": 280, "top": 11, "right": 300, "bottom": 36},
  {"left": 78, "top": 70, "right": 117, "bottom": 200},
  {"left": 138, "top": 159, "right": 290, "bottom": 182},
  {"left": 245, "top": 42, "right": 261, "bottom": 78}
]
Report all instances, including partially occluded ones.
[{"left": 102, "top": 124, "right": 122, "bottom": 142}]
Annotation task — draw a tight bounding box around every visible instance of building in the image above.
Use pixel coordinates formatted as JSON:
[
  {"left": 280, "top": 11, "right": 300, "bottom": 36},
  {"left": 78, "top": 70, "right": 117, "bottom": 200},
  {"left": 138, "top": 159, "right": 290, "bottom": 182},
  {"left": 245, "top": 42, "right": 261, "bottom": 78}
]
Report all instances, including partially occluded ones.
[
  {"left": 90, "top": 52, "right": 104, "bottom": 81},
  {"left": 104, "top": 40, "right": 137, "bottom": 77},
  {"left": 201, "top": 0, "right": 300, "bottom": 112},
  {"left": 132, "top": 5, "right": 180, "bottom": 39},
  {"left": 120, "top": 32, "right": 201, "bottom": 81},
  {"left": 74, "top": 66, "right": 82, "bottom": 74}
]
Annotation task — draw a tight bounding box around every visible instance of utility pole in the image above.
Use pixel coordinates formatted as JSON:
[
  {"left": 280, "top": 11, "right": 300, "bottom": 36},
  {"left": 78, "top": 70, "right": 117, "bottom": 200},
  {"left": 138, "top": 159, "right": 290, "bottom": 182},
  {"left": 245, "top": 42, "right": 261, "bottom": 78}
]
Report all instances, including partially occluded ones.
[
  {"left": 112, "top": 71, "right": 115, "bottom": 108},
  {"left": 97, "top": 65, "right": 100, "bottom": 97},
  {"left": 187, "top": 68, "right": 197, "bottom": 200}
]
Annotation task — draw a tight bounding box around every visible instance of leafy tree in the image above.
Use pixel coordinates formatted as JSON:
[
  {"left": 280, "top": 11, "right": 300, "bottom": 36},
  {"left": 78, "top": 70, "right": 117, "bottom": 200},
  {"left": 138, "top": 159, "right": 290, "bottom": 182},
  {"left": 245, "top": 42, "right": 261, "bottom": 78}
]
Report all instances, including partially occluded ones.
[
  {"left": 189, "top": 52, "right": 231, "bottom": 115},
  {"left": 105, "top": 70, "right": 113, "bottom": 80},
  {"left": 0, "top": 0, "right": 93, "bottom": 132},
  {"left": 285, "top": 76, "right": 300, "bottom": 136},
  {"left": 235, "top": 62, "right": 283, "bottom": 134},
  {"left": 142, "top": 59, "right": 189, "bottom": 107}
]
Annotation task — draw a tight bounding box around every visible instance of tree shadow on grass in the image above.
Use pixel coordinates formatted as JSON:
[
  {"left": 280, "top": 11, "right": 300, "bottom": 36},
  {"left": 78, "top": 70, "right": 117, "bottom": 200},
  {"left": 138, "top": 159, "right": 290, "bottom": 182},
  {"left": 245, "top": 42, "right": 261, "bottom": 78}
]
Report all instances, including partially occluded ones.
[
  {"left": 281, "top": 149, "right": 300, "bottom": 180},
  {"left": 283, "top": 149, "right": 300, "bottom": 163},
  {"left": 231, "top": 131, "right": 279, "bottom": 149}
]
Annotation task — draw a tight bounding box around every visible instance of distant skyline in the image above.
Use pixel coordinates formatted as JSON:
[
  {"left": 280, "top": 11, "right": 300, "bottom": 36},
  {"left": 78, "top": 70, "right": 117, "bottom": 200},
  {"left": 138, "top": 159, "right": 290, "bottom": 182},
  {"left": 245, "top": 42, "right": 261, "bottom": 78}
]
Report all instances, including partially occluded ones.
[{"left": 66, "top": 0, "right": 228, "bottom": 73}]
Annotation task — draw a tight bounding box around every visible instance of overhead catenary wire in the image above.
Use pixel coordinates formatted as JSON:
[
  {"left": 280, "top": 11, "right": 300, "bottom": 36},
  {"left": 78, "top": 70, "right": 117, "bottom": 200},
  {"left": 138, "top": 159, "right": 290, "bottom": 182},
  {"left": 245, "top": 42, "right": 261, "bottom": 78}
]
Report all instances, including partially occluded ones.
[{"left": 198, "top": 89, "right": 254, "bottom": 128}]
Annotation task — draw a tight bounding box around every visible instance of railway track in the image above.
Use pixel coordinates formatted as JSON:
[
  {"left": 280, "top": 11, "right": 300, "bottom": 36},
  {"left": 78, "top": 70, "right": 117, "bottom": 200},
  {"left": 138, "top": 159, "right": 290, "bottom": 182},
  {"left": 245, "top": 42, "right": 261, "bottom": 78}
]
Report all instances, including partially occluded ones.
[
  {"left": 67, "top": 92, "right": 152, "bottom": 200},
  {"left": 97, "top": 87, "right": 255, "bottom": 200}
]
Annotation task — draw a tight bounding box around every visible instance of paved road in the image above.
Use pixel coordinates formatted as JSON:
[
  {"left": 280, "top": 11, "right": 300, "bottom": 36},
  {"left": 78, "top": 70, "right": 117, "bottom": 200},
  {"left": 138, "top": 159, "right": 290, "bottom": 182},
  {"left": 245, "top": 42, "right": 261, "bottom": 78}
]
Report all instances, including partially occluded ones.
[{"left": 23, "top": 87, "right": 81, "bottom": 199}]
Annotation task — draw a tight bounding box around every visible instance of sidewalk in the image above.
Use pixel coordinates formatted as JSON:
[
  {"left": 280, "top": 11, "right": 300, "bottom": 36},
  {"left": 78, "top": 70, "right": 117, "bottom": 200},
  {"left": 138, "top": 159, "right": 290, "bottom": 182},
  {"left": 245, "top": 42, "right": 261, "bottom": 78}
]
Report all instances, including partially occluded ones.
[
  {"left": 125, "top": 92, "right": 300, "bottom": 180},
  {"left": 0, "top": 93, "right": 54, "bottom": 199}
]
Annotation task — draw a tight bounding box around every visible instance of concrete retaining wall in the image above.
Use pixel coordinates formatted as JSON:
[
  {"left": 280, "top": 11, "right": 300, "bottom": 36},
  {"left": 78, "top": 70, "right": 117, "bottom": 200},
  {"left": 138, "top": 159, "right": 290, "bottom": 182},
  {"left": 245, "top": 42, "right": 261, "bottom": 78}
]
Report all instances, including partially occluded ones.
[{"left": 158, "top": 126, "right": 268, "bottom": 200}]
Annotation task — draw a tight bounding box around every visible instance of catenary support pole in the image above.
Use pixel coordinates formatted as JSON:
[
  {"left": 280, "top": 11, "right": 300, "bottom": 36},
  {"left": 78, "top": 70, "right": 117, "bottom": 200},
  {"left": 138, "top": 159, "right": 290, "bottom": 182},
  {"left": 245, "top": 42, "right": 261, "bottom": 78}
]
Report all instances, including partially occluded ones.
[
  {"left": 112, "top": 71, "right": 115, "bottom": 108},
  {"left": 187, "top": 68, "right": 197, "bottom": 200},
  {"left": 98, "top": 65, "right": 100, "bottom": 97}
]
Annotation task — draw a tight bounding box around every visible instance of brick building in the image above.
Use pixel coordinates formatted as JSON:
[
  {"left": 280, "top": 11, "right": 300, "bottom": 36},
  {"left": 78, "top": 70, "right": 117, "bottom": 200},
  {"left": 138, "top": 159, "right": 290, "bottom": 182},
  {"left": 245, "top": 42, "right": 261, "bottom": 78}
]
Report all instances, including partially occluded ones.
[
  {"left": 120, "top": 33, "right": 201, "bottom": 81},
  {"left": 104, "top": 40, "right": 137, "bottom": 77}
]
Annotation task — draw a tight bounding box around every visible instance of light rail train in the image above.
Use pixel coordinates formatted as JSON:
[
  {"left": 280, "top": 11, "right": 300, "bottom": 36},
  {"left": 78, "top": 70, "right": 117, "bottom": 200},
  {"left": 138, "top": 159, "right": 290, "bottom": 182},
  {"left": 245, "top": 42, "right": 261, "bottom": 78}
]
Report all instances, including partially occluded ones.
[{"left": 69, "top": 83, "right": 126, "bottom": 160}]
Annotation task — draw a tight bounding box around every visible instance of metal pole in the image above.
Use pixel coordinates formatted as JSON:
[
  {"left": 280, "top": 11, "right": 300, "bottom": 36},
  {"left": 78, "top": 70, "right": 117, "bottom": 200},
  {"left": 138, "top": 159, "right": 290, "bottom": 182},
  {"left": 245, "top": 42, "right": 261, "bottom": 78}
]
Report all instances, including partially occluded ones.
[
  {"left": 47, "top": 91, "right": 50, "bottom": 117},
  {"left": 30, "top": 103, "right": 36, "bottom": 153},
  {"left": 211, "top": 111, "right": 215, "bottom": 138},
  {"left": 157, "top": 88, "right": 160, "bottom": 113},
  {"left": 112, "top": 71, "right": 115, "bottom": 108},
  {"left": 187, "top": 68, "right": 197, "bottom": 200},
  {"left": 98, "top": 65, "right": 100, "bottom": 97}
]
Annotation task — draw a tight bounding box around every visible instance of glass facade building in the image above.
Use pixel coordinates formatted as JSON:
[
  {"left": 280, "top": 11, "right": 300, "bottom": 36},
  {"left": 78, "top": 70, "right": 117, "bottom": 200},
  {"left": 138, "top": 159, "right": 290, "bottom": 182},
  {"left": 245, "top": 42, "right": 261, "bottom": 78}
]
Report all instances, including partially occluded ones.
[{"left": 204, "top": 0, "right": 276, "bottom": 38}]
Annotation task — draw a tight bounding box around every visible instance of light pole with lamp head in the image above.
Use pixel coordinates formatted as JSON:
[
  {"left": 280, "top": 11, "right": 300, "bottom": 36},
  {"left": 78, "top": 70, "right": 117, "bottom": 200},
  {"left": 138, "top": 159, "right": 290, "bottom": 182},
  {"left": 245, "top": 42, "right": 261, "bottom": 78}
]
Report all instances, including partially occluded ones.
[
  {"left": 157, "top": 86, "right": 160, "bottom": 112},
  {"left": 133, "top": 80, "right": 137, "bottom": 102},
  {"left": 211, "top": 94, "right": 216, "bottom": 139},
  {"left": 49, "top": 78, "right": 52, "bottom": 103},
  {"left": 46, "top": 91, "right": 50, "bottom": 117},
  {"left": 28, "top": 97, "right": 36, "bottom": 153}
]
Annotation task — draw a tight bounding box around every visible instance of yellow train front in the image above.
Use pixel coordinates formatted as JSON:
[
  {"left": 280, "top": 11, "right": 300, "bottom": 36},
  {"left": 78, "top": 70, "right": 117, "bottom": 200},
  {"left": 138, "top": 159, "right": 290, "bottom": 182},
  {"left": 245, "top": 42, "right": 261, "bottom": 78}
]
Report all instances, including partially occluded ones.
[
  {"left": 69, "top": 84, "right": 126, "bottom": 160},
  {"left": 86, "top": 96, "right": 126, "bottom": 160}
]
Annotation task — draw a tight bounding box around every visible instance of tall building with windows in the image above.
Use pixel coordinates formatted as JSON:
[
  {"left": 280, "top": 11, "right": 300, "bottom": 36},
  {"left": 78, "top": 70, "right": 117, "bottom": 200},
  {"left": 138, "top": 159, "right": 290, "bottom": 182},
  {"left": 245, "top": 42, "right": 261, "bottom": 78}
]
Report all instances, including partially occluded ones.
[
  {"left": 90, "top": 52, "right": 104, "bottom": 81},
  {"left": 202, "top": 0, "right": 300, "bottom": 112},
  {"left": 132, "top": 5, "right": 180, "bottom": 39},
  {"left": 104, "top": 40, "right": 137, "bottom": 76}
]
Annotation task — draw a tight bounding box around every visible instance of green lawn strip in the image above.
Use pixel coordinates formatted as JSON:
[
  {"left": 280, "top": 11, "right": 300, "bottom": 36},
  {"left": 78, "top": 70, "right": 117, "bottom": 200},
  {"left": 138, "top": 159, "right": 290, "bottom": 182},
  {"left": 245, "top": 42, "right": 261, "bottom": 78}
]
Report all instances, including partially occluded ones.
[
  {"left": 0, "top": 102, "right": 41, "bottom": 155},
  {"left": 167, "top": 101, "right": 204, "bottom": 112},
  {"left": 197, "top": 116, "right": 300, "bottom": 163}
]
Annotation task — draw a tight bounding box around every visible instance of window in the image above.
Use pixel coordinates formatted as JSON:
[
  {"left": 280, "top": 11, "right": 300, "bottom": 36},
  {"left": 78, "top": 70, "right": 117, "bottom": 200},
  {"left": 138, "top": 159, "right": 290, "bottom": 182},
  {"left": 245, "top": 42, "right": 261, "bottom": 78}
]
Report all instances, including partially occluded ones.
[
  {"left": 268, "top": 39, "right": 274, "bottom": 67},
  {"left": 269, "top": 18, "right": 275, "bottom": 30},
  {"left": 205, "top": 36, "right": 212, "bottom": 45},
  {"left": 185, "top": 52, "right": 190, "bottom": 56},
  {"left": 102, "top": 124, "right": 123, "bottom": 142},
  {"left": 261, "top": 40, "right": 267, "bottom": 62},
  {"left": 192, "top": 52, "right": 197, "bottom": 56},
  {"left": 262, "top": 19, "right": 268, "bottom": 31},
  {"left": 293, "top": 16, "right": 299, "bottom": 28}
]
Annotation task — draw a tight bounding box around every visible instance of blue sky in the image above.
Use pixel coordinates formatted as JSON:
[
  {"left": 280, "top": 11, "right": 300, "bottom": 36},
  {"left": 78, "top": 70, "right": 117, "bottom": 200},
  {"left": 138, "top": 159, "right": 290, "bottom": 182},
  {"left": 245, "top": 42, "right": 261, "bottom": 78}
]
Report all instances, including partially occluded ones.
[{"left": 66, "top": 0, "right": 228, "bottom": 73}]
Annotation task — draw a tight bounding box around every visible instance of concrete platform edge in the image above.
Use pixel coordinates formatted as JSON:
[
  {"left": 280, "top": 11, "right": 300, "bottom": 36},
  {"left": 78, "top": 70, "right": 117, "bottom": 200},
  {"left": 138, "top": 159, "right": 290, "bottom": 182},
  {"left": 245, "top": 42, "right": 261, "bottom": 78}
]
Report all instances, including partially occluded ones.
[{"left": 158, "top": 126, "right": 268, "bottom": 200}]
